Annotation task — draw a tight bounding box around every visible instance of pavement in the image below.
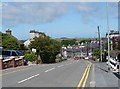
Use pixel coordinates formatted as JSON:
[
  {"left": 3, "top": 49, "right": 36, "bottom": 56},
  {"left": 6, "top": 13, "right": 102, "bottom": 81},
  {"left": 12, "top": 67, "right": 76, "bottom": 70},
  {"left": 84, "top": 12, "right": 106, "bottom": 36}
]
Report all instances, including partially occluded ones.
[
  {"left": 89, "top": 60, "right": 119, "bottom": 88},
  {"left": 1, "top": 58, "right": 120, "bottom": 88}
]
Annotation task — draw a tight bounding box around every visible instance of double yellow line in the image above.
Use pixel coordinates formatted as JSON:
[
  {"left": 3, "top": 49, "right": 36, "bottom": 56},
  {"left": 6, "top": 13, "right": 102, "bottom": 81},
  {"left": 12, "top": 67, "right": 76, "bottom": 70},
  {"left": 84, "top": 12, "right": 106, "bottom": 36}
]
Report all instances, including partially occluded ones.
[{"left": 77, "top": 63, "right": 92, "bottom": 89}]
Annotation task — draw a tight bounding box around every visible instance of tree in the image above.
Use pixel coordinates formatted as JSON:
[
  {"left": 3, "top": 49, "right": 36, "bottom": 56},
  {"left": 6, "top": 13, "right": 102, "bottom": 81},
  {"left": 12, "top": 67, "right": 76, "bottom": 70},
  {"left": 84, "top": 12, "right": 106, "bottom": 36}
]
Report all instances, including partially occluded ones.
[
  {"left": 29, "top": 36, "right": 61, "bottom": 63},
  {"left": 117, "top": 41, "right": 120, "bottom": 50},
  {"left": 93, "top": 48, "right": 100, "bottom": 59},
  {"left": 79, "top": 39, "right": 92, "bottom": 44},
  {"left": 61, "top": 39, "right": 76, "bottom": 46},
  {"left": 2, "top": 32, "right": 20, "bottom": 50}
]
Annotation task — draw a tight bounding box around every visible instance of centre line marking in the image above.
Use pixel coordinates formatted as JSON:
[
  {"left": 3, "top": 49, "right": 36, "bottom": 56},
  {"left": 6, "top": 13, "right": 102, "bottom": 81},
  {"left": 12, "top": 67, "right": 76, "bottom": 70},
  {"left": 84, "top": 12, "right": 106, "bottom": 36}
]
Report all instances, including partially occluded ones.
[
  {"left": 18, "top": 74, "right": 39, "bottom": 84},
  {"left": 77, "top": 63, "right": 91, "bottom": 89},
  {"left": 45, "top": 67, "right": 55, "bottom": 72},
  {"left": 82, "top": 64, "right": 91, "bottom": 88},
  {"left": 58, "top": 65, "right": 64, "bottom": 67}
]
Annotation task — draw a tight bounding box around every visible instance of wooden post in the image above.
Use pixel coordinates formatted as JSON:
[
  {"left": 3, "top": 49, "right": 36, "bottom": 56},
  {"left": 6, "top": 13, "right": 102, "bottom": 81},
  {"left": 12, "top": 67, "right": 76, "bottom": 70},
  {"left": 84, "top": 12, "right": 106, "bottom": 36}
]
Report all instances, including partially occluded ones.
[
  {"left": 11, "top": 57, "right": 15, "bottom": 67},
  {"left": 21, "top": 56, "right": 24, "bottom": 66},
  {"left": 0, "top": 59, "right": 3, "bottom": 69}
]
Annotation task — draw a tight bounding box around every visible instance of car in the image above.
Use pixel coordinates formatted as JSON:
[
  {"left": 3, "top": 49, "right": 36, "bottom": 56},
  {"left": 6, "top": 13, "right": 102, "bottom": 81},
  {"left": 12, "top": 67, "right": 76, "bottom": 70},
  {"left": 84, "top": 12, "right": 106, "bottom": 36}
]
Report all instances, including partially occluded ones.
[
  {"left": 85, "top": 57, "right": 89, "bottom": 60},
  {"left": 2, "top": 50, "right": 28, "bottom": 65},
  {"left": 74, "top": 55, "right": 80, "bottom": 60}
]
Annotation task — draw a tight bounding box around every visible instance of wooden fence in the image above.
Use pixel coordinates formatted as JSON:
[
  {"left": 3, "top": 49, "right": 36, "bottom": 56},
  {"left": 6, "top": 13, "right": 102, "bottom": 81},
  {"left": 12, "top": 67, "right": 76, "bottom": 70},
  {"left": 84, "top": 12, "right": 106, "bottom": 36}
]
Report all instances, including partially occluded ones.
[{"left": 0, "top": 56, "right": 24, "bottom": 69}]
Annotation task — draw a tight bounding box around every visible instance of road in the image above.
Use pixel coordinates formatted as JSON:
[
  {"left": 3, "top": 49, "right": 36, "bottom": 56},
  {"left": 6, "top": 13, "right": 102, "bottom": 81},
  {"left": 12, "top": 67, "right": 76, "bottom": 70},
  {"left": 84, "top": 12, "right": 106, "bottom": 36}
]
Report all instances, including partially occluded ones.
[
  {"left": 2, "top": 59, "right": 92, "bottom": 88},
  {"left": 1, "top": 58, "right": 119, "bottom": 88}
]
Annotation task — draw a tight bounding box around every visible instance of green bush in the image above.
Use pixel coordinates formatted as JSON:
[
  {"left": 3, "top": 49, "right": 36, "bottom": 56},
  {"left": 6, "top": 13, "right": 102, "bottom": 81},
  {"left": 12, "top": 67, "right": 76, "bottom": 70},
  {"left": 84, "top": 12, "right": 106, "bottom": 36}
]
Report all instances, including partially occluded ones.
[
  {"left": 93, "top": 48, "right": 100, "bottom": 59},
  {"left": 24, "top": 53, "right": 37, "bottom": 62},
  {"left": 56, "top": 55, "right": 62, "bottom": 59},
  {"left": 29, "top": 36, "right": 61, "bottom": 63}
]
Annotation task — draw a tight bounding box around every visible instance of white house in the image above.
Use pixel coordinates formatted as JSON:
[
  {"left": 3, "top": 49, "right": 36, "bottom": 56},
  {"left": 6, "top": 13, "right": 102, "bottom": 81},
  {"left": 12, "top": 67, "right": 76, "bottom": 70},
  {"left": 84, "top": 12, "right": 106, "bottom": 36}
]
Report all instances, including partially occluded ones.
[
  {"left": 106, "top": 30, "right": 120, "bottom": 50},
  {"left": 24, "top": 30, "right": 45, "bottom": 47}
]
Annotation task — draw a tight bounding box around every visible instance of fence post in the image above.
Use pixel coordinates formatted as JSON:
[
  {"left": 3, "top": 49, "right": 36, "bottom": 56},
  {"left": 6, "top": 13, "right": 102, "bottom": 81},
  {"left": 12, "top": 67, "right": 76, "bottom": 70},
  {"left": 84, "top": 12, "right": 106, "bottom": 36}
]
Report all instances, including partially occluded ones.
[
  {"left": 11, "top": 57, "right": 15, "bottom": 67},
  {"left": 0, "top": 58, "right": 3, "bottom": 69},
  {"left": 21, "top": 56, "right": 24, "bottom": 66}
]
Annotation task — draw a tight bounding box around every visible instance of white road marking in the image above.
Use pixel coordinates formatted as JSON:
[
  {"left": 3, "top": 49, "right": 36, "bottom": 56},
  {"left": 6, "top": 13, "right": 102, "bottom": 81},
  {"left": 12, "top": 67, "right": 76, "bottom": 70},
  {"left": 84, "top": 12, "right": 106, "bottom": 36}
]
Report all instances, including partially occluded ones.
[
  {"left": 57, "top": 65, "right": 64, "bottom": 67},
  {"left": 18, "top": 74, "right": 39, "bottom": 84},
  {"left": 45, "top": 67, "right": 55, "bottom": 72},
  {"left": 90, "top": 64, "right": 96, "bottom": 87}
]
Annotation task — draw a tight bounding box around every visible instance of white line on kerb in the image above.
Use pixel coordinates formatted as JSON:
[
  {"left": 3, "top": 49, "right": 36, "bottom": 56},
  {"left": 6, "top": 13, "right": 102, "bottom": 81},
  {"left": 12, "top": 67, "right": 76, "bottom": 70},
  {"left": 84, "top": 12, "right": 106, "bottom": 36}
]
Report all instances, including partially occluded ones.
[
  {"left": 45, "top": 67, "right": 55, "bottom": 72},
  {"left": 18, "top": 74, "right": 39, "bottom": 84},
  {"left": 57, "top": 65, "right": 64, "bottom": 67}
]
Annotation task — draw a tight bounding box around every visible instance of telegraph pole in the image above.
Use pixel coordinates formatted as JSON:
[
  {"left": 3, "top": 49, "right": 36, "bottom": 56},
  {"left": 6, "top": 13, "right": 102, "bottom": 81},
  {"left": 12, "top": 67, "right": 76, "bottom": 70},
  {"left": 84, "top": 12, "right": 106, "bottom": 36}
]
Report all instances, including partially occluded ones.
[
  {"left": 97, "top": 26, "right": 102, "bottom": 62},
  {"left": 97, "top": 26, "right": 100, "bottom": 48},
  {"left": 106, "top": 2, "right": 110, "bottom": 71}
]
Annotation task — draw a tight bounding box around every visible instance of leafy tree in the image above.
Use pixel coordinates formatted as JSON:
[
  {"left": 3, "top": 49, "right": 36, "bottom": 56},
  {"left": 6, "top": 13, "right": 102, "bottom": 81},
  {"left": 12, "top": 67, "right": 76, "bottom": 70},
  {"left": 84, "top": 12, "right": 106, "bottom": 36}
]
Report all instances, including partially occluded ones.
[
  {"left": 117, "top": 41, "right": 120, "bottom": 50},
  {"left": 61, "top": 39, "right": 76, "bottom": 46},
  {"left": 29, "top": 36, "right": 61, "bottom": 63},
  {"left": 79, "top": 39, "right": 92, "bottom": 44},
  {"left": 2, "top": 33, "right": 20, "bottom": 50},
  {"left": 93, "top": 48, "right": 100, "bottom": 59}
]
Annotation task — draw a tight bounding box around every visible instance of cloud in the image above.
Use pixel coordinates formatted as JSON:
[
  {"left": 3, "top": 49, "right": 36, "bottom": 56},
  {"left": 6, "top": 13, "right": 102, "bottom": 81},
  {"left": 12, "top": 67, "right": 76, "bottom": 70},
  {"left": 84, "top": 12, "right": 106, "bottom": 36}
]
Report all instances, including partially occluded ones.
[
  {"left": 0, "top": 2, "right": 2, "bottom": 27},
  {"left": 2, "top": 2, "right": 118, "bottom": 27},
  {"left": 1, "top": 0, "right": 120, "bottom": 2},
  {"left": 76, "top": 2, "right": 118, "bottom": 24},
  {"left": 2, "top": 2, "right": 68, "bottom": 27}
]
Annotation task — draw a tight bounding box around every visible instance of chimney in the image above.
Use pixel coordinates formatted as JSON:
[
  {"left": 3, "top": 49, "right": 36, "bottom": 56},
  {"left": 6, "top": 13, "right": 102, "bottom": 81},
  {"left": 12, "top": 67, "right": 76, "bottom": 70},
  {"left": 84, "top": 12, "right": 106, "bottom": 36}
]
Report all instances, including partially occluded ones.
[{"left": 6, "top": 29, "right": 12, "bottom": 35}]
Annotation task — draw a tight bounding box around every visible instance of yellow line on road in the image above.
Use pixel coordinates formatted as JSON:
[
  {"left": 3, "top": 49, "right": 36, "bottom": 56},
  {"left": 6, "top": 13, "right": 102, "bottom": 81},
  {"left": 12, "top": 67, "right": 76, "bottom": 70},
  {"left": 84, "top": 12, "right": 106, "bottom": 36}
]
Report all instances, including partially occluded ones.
[
  {"left": 82, "top": 64, "right": 91, "bottom": 88},
  {"left": 76, "top": 63, "right": 92, "bottom": 89},
  {"left": 76, "top": 64, "right": 90, "bottom": 89}
]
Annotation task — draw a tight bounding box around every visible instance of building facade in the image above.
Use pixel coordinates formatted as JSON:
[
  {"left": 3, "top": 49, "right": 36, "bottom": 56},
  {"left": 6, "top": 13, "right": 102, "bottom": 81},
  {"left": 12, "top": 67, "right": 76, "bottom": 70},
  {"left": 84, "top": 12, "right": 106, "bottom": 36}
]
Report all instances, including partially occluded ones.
[
  {"left": 24, "top": 30, "right": 45, "bottom": 47},
  {"left": 106, "top": 30, "right": 120, "bottom": 50},
  {"left": 6, "top": 29, "right": 12, "bottom": 35}
]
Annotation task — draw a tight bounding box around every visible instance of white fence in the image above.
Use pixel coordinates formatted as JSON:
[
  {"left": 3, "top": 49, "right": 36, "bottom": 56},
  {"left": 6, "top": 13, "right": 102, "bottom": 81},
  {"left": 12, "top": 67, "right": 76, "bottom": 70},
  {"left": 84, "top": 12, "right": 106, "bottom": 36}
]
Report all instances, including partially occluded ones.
[{"left": 107, "top": 56, "right": 119, "bottom": 73}]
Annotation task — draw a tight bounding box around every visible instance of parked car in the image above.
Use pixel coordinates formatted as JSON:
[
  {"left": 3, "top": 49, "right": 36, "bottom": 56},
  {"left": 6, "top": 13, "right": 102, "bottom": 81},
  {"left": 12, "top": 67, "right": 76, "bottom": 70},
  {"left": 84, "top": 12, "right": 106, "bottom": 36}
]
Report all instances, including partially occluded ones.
[
  {"left": 2, "top": 50, "right": 28, "bottom": 65},
  {"left": 74, "top": 55, "right": 80, "bottom": 60},
  {"left": 85, "top": 56, "right": 89, "bottom": 60}
]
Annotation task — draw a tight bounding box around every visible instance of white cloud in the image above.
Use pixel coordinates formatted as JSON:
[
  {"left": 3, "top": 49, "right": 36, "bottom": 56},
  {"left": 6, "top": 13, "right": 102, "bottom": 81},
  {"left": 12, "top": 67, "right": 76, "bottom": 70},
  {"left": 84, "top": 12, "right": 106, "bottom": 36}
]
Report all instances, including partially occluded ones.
[
  {"left": 2, "top": 2, "right": 68, "bottom": 27},
  {"left": 1, "top": 0, "right": 119, "bottom": 2},
  {"left": 2, "top": 2, "right": 118, "bottom": 27},
  {"left": 76, "top": 2, "right": 118, "bottom": 23},
  {"left": 0, "top": 2, "right": 2, "bottom": 27}
]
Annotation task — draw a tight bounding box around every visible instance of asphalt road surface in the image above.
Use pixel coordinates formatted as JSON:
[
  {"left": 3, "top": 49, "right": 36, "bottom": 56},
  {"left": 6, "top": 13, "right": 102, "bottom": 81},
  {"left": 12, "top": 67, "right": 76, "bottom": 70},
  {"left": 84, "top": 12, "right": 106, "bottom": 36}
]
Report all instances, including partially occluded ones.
[
  {"left": 2, "top": 59, "right": 92, "bottom": 88},
  {"left": 1, "top": 58, "right": 119, "bottom": 88}
]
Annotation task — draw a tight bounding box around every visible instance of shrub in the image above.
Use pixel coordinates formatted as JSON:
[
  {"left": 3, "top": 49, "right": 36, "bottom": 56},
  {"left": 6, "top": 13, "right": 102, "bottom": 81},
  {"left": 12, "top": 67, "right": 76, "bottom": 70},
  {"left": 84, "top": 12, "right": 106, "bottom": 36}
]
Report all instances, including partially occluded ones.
[
  {"left": 24, "top": 53, "right": 37, "bottom": 62},
  {"left": 29, "top": 36, "right": 61, "bottom": 63}
]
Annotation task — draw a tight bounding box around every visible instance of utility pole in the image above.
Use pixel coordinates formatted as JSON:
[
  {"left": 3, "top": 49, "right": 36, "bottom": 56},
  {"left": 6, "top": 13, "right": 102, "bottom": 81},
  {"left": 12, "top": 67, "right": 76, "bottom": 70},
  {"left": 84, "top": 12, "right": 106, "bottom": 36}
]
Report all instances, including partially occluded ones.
[
  {"left": 97, "top": 26, "right": 100, "bottom": 48},
  {"left": 106, "top": 2, "right": 110, "bottom": 71},
  {"left": 97, "top": 26, "right": 102, "bottom": 62}
]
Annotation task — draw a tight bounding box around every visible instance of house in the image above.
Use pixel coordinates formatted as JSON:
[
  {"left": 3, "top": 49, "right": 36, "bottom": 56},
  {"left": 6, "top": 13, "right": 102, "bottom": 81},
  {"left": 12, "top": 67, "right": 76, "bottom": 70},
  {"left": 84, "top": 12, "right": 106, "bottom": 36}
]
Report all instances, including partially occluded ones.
[
  {"left": 24, "top": 30, "right": 45, "bottom": 47},
  {"left": 106, "top": 30, "right": 120, "bottom": 50}
]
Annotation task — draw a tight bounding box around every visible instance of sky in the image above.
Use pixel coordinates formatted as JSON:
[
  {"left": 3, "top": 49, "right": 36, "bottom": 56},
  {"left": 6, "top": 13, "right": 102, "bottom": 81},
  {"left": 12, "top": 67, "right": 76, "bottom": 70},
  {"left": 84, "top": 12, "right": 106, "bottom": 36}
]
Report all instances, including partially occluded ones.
[{"left": 0, "top": 1, "right": 118, "bottom": 40}]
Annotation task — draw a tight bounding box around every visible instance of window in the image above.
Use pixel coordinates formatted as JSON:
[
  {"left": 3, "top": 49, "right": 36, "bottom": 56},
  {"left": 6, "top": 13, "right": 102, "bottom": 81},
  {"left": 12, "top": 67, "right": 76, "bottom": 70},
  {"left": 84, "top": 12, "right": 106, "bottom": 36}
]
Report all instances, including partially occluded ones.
[
  {"left": 16, "top": 51, "right": 22, "bottom": 56},
  {"left": 12, "top": 51, "right": 18, "bottom": 56},
  {"left": 2, "top": 51, "right": 10, "bottom": 56}
]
